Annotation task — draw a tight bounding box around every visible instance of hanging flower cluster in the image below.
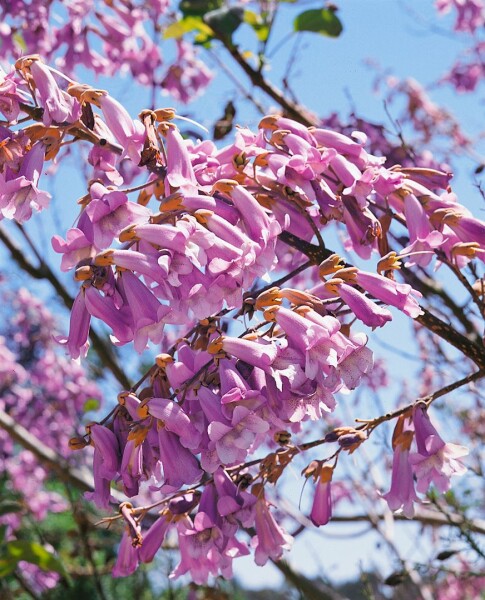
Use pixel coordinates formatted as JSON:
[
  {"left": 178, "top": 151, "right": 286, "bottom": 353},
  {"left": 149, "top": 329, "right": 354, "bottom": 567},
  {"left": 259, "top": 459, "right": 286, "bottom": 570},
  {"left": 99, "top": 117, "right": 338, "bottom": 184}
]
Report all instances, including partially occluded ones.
[{"left": 0, "top": 55, "right": 482, "bottom": 583}]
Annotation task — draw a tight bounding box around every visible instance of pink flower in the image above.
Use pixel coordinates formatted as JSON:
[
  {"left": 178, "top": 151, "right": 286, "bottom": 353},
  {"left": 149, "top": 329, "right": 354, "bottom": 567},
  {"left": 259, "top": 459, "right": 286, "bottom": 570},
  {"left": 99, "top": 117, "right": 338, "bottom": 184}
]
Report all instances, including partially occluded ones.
[
  {"left": 60, "top": 288, "right": 91, "bottom": 359},
  {"left": 436, "top": 0, "right": 485, "bottom": 33},
  {"left": 51, "top": 228, "right": 95, "bottom": 271},
  {"left": 143, "top": 396, "right": 201, "bottom": 449},
  {"left": 0, "top": 66, "right": 25, "bottom": 121},
  {"left": 207, "top": 405, "right": 269, "bottom": 467},
  {"left": 163, "top": 123, "right": 198, "bottom": 191},
  {"left": 112, "top": 530, "right": 139, "bottom": 577},
  {"left": 310, "top": 466, "right": 333, "bottom": 526},
  {"left": 0, "top": 142, "right": 51, "bottom": 222},
  {"left": 98, "top": 94, "right": 145, "bottom": 163},
  {"left": 382, "top": 416, "right": 418, "bottom": 517},
  {"left": 139, "top": 515, "right": 171, "bottom": 563},
  {"left": 334, "top": 281, "right": 393, "bottom": 329},
  {"left": 252, "top": 490, "right": 293, "bottom": 566},
  {"left": 354, "top": 270, "right": 423, "bottom": 318},
  {"left": 83, "top": 183, "right": 150, "bottom": 250},
  {"left": 86, "top": 423, "right": 120, "bottom": 509},
  {"left": 219, "top": 336, "right": 279, "bottom": 368},
  {"left": 409, "top": 404, "right": 468, "bottom": 494},
  {"left": 29, "top": 60, "right": 81, "bottom": 126},
  {"left": 155, "top": 428, "right": 203, "bottom": 491}
]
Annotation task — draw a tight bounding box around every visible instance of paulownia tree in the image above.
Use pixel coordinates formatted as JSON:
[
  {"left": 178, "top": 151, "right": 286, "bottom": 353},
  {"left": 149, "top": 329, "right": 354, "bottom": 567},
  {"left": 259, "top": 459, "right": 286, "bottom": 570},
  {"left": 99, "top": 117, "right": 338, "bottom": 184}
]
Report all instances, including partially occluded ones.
[{"left": 0, "top": 1, "right": 484, "bottom": 598}]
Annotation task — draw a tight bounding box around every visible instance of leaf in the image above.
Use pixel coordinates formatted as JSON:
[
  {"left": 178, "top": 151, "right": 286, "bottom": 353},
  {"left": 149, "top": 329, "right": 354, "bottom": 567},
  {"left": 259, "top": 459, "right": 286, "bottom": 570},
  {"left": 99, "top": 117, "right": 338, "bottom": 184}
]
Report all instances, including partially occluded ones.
[
  {"left": 436, "top": 549, "right": 459, "bottom": 561},
  {"left": 12, "top": 32, "right": 26, "bottom": 52},
  {"left": 294, "top": 8, "right": 343, "bottom": 37},
  {"left": 83, "top": 397, "right": 101, "bottom": 412},
  {"left": 0, "top": 557, "right": 18, "bottom": 577},
  {"left": 163, "top": 16, "right": 214, "bottom": 40},
  {"left": 203, "top": 6, "right": 245, "bottom": 37},
  {"left": 243, "top": 10, "right": 270, "bottom": 42},
  {"left": 0, "top": 501, "right": 23, "bottom": 517},
  {"left": 0, "top": 541, "right": 70, "bottom": 580},
  {"left": 384, "top": 571, "right": 406, "bottom": 586},
  {"left": 179, "top": 0, "right": 222, "bottom": 18}
]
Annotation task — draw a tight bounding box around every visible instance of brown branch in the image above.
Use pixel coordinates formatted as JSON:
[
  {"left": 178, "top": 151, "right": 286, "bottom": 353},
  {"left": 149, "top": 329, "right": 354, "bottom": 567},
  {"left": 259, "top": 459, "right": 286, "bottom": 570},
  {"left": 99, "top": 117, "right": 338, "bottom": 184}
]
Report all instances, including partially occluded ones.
[
  {"left": 0, "top": 408, "right": 90, "bottom": 493},
  {"left": 212, "top": 35, "right": 317, "bottom": 127},
  {"left": 331, "top": 510, "right": 485, "bottom": 536},
  {"left": 357, "top": 369, "right": 484, "bottom": 432},
  {"left": 0, "top": 407, "right": 126, "bottom": 503},
  {"left": 415, "top": 308, "right": 485, "bottom": 369},
  {"left": 272, "top": 560, "right": 350, "bottom": 600}
]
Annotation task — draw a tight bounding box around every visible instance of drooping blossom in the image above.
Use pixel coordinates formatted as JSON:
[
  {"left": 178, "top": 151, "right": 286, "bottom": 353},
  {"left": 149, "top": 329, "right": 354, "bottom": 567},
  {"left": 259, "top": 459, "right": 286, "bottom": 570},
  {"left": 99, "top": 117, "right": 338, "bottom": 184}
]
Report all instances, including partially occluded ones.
[
  {"left": 409, "top": 403, "right": 469, "bottom": 494},
  {"left": 310, "top": 465, "right": 334, "bottom": 526},
  {"left": 252, "top": 486, "right": 293, "bottom": 566},
  {"left": 382, "top": 414, "right": 419, "bottom": 517}
]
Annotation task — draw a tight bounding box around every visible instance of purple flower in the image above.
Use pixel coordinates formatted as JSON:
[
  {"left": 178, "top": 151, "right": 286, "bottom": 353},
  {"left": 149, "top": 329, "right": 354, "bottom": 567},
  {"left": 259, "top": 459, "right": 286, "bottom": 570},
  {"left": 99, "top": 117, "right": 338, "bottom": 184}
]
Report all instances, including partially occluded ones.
[
  {"left": 310, "top": 466, "right": 333, "bottom": 526},
  {"left": 163, "top": 123, "right": 198, "bottom": 191},
  {"left": 213, "top": 467, "right": 256, "bottom": 527},
  {"left": 112, "top": 530, "right": 139, "bottom": 577},
  {"left": 218, "top": 336, "right": 279, "bottom": 368},
  {"left": 382, "top": 416, "right": 418, "bottom": 517},
  {"left": 333, "top": 280, "right": 393, "bottom": 329},
  {"left": 86, "top": 424, "right": 120, "bottom": 509},
  {"left": 401, "top": 193, "right": 445, "bottom": 267},
  {"left": 143, "top": 396, "right": 201, "bottom": 449},
  {"left": 409, "top": 404, "right": 468, "bottom": 494},
  {"left": 0, "top": 66, "right": 25, "bottom": 121},
  {"left": 84, "top": 286, "right": 134, "bottom": 347},
  {"left": 98, "top": 94, "right": 145, "bottom": 163},
  {"left": 83, "top": 183, "right": 150, "bottom": 251},
  {"left": 51, "top": 228, "right": 95, "bottom": 271},
  {"left": 139, "top": 515, "right": 171, "bottom": 563},
  {"left": 252, "top": 488, "right": 292, "bottom": 566},
  {"left": 120, "top": 439, "right": 143, "bottom": 497},
  {"left": 354, "top": 270, "right": 423, "bottom": 318},
  {"left": 29, "top": 60, "right": 81, "bottom": 126},
  {"left": 208, "top": 405, "right": 269, "bottom": 467},
  {"left": 0, "top": 142, "right": 51, "bottom": 222},
  {"left": 118, "top": 271, "right": 170, "bottom": 352},
  {"left": 155, "top": 428, "right": 203, "bottom": 491},
  {"left": 59, "top": 288, "right": 91, "bottom": 359}
]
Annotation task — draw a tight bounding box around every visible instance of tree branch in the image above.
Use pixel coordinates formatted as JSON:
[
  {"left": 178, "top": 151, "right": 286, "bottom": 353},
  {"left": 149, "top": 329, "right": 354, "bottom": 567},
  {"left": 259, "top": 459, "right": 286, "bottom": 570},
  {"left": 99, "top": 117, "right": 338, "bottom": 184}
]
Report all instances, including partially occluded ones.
[
  {"left": 0, "top": 224, "right": 131, "bottom": 389},
  {"left": 213, "top": 35, "right": 317, "bottom": 126},
  {"left": 0, "top": 407, "right": 125, "bottom": 503}
]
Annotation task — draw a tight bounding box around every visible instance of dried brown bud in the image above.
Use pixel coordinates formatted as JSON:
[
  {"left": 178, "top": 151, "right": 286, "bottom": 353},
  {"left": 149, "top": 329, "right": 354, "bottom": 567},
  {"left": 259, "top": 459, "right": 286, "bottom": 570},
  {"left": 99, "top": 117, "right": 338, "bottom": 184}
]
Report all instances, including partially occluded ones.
[
  {"left": 274, "top": 430, "right": 291, "bottom": 445},
  {"left": 68, "top": 436, "right": 89, "bottom": 450}
]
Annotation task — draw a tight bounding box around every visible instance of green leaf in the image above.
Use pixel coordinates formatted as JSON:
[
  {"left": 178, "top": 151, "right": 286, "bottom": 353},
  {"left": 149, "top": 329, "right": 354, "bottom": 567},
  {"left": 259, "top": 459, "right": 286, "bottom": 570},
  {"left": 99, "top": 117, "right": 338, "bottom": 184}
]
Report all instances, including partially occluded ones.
[
  {"left": 0, "top": 556, "right": 18, "bottom": 577},
  {"left": 203, "top": 6, "right": 245, "bottom": 37},
  {"left": 83, "top": 397, "right": 100, "bottom": 413},
  {"left": 0, "top": 501, "right": 23, "bottom": 517},
  {"left": 179, "top": 0, "right": 222, "bottom": 18},
  {"left": 243, "top": 10, "right": 270, "bottom": 42},
  {"left": 12, "top": 32, "right": 26, "bottom": 51},
  {"left": 0, "top": 541, "right": 71, "bottom": 581},
  {"left": 294, "top": 8, "right": 343, "bottom": 37},
  {"left": 163, "top": 16, "right": 214, "bottom": 40}
]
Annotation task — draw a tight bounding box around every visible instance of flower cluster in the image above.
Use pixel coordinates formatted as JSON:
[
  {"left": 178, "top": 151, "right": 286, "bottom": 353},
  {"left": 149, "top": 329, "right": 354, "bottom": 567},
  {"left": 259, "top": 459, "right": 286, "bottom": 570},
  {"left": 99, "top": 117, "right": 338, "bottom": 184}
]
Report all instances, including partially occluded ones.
[
  {"left": 0, "top": 287, "right": 101, "bottom": 592},
  {"left": 382, "top": 406, "right": 469, "bottom": 518},
  {"left": 0, "top": 54, "right": 482, "bottom": 585},
  {"left": 0, "top": 0, "right": 212, "bottom": 102}
]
